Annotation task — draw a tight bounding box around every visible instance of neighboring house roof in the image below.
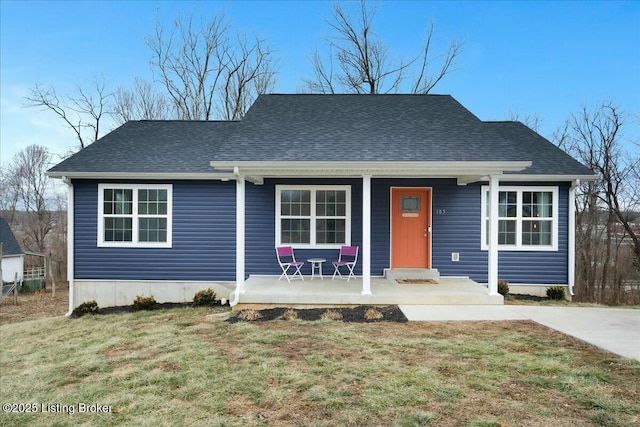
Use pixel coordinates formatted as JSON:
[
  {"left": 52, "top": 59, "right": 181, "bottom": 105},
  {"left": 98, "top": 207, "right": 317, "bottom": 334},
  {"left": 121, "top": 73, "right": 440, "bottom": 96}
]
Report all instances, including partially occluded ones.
[
  {"left": 47, "top": 94, "right": 593, "bottom": 179},
  {"left": 0, "top": 217, "right": 23, "bottom": 257}
]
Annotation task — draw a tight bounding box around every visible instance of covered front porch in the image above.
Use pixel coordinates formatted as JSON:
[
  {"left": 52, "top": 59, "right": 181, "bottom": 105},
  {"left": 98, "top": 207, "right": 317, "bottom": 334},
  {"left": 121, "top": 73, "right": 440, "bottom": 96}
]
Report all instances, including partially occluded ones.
[
  {"left": 233, "top": 275, "right": 503, "bottom": 309},
  {"left": 221, "top": 162, "right": 538, "bottom": 307}
]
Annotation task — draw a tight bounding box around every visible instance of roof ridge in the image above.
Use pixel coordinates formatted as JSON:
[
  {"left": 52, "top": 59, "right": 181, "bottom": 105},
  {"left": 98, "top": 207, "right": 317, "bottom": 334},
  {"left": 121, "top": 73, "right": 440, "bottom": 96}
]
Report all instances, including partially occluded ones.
[
  {"left": 133, "top": 120, "right": 240, "bottom": 123},
  {"left": 262, "top": 93, "right": 451, "bottom": 97}
]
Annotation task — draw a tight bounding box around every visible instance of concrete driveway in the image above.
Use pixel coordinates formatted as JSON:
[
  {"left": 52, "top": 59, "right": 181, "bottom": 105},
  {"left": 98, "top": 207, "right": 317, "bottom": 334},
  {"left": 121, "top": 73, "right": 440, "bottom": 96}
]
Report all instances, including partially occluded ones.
[{"left": 399, "top": 305, "right": 640, "bottom": 361}]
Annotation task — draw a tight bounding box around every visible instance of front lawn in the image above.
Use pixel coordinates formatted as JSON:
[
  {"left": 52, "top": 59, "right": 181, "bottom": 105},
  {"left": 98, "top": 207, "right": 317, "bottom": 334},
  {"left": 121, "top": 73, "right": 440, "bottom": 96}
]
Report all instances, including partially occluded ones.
[{"left": 1, "top": 307, "right": 638, "bottom": 426}]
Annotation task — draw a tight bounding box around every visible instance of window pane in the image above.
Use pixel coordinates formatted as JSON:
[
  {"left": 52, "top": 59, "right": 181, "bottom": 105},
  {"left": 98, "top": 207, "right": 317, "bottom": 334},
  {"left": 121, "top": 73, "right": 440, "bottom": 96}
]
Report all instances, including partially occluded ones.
[
  {"left": 316, "top": 190, "right": 346, "bottom": 217},
  {"left": 104, "top": 217, "right": 132, "bottom": 242},
  {"left": 498, "top": 220, "right": 516, "bottom": 245},
  {"left": 316, "top": 219, "right": 346, "bottom": 244},
  {"left": 498, "top": 191, "right": 517, "bottom": 217},
  {"left": 103, "top": 189, "right": 114, "bottom": 214},
  {"left": 523, "top": 191, "right": 553, "bottom": 218},
  {"left": 400, "top": 196, "right": 420, "bottom": 212},
  {"left": 103, "top": 188, "right": 132, "bottom": 215},
  {"left": 301, "top": 202, "right": 311, "bottom": 216},
  {"left": 281, "top": 190, "right": 311, "bottom": 218},
  {"left": 139, "top": 218, "right": 168, "bottom": 242},
  {"left": 522, "top": 220, "right": 552, "bottom": 246},
  {"left": 280, "top": 219, "right": 310, "bottom": 244},
  {"left": 138, "top": 189, "right": 167, "bottom": 216},
  {"left": 113, "top": 189, "right": 133, "bottom": 214}
]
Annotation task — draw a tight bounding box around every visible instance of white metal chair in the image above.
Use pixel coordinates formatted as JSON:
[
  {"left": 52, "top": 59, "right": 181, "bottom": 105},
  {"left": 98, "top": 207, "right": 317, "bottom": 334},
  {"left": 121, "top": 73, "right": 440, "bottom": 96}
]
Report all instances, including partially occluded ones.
[
  {"left": 331, "top": 245, "right": 359, "bottom": 281},
  {"left": 276, "top": 246, "right": 305, "bottom": 282}
]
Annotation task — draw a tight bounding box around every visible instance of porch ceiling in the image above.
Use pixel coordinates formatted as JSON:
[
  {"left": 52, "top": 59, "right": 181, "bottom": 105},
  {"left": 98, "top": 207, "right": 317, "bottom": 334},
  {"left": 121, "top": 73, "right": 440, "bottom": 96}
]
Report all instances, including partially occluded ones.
[{"left": 210, "top": 160, "right": 532, "bottom": 184}]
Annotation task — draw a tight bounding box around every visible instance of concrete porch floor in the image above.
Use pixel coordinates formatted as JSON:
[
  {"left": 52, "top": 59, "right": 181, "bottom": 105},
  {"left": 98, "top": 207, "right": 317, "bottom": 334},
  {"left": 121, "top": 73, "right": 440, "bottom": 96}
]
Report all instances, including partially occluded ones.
[{"left": 234, "top": 275, "right": 503, "bottom": 308}]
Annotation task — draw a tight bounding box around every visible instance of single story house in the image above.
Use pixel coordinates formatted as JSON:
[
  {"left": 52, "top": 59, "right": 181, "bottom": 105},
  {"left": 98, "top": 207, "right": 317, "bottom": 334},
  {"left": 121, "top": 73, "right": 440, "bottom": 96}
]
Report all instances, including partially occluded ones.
[{"left": 47, "top": 94, "right": 594, "bottom": 312}]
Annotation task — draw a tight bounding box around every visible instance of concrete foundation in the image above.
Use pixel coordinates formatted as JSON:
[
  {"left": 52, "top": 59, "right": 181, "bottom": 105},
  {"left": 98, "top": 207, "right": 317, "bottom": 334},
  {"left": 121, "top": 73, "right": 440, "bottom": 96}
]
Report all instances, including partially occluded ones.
[{"left": 73, "top": 280, "right": 235, "bottom": 309}]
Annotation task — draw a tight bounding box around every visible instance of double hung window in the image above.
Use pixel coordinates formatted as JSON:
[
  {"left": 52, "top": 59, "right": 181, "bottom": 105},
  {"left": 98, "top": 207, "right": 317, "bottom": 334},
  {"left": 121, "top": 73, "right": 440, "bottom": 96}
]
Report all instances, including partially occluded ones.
[
  {"left": 276, "top": 185, "right": 351, "bottom": 247},
  {"left": 481, "top": 186, "right": 558, "bottom": 251},
  {"left": 98, "top": 184, "right": 172, "bottom": 247}
]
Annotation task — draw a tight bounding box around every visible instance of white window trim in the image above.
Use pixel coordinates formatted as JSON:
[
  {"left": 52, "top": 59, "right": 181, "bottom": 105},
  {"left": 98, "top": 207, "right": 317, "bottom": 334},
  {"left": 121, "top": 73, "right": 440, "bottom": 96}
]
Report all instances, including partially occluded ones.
[
  {"left": 481, "top": 185, "right": 559, "bottom": 251},
  {"left": 275, "top": 185, "right": 351, "bottom": 249},
  {"left": 98, "top": 183, "right": 173, "bottom": 248}
]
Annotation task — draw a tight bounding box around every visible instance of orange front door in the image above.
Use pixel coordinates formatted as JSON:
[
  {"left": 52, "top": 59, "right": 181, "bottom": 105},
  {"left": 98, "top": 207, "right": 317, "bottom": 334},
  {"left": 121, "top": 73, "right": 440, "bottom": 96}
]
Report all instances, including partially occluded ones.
[{"left": 391, "top": 188, "right": 431, "bottom": 268}]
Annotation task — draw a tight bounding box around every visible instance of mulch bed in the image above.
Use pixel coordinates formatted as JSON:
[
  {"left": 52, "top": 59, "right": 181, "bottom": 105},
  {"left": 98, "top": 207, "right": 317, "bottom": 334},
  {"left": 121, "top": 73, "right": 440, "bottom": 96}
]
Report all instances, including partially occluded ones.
[
  {"left": 94, "top": 302, "right": 195, "bottom": 316},
  {"left": 226, "top": 305, "right": 408, "bottom": 323}
]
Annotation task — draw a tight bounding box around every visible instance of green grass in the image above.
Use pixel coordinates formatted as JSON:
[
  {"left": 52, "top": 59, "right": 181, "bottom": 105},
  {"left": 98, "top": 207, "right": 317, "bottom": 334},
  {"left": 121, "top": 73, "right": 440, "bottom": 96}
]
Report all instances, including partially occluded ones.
[{"left": 1, "top": 307, "right": 639, "bottom": 426}]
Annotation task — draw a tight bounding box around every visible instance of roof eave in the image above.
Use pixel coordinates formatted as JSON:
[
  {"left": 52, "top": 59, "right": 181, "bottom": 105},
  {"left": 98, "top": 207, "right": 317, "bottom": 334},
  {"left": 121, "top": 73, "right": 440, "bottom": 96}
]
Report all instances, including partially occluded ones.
[
  {"left": 499, "top": 174, "right": 598, "bottom": 182},
  {"left": 46, "top": 171, "right": 237, "bottom": 181}
]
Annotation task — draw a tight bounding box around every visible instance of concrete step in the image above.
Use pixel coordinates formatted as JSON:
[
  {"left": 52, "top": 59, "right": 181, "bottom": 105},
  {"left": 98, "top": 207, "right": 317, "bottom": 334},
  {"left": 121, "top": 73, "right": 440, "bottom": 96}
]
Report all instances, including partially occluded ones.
[{"left": 384, "top": 268, "right": 440, "bottom": 280}]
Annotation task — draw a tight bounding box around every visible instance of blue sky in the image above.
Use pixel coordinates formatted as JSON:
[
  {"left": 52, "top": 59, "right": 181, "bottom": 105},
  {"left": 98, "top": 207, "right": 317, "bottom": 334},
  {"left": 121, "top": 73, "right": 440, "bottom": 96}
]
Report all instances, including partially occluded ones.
[{"left": 1, "top": 0, "right": 639, "bottom": 165}]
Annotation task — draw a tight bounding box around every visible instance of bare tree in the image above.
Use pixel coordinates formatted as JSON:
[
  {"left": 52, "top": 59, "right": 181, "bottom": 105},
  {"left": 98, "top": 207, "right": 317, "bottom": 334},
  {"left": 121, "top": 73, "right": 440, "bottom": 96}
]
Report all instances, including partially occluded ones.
[
  {"left": 0, "top": 165, "right": 19, "bottom": 224},
  {"left": 556, "top": 102, "right": 639, "bottom": 304},
  {"left": 304, "top": 1, "right": 463, "bottom": 94},
  {"left": 112, "top": 78, "right": 173, "bottom": 125},
  {"left": 147, "top": 12, "right": 276, "bottom": 120},
  {"left": 4, "top": 145, "right": 56, "bottom": 255},
  {"left": 25, "top": 77, "right": 112, "bottom": 150}
]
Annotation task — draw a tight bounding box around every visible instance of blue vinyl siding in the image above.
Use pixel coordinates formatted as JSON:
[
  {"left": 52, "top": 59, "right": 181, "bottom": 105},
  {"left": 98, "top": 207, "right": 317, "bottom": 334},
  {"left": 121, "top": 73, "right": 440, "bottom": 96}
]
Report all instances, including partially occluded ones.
[
  {"left": 73, "top": 177, "right": 569, "bottom": 285},
  {"left": 245, "top": 178, "right": 363, "bottom": 278},
  {"left": 74, "top": 180, "right": 236, "bottom": 281},
  {"left": 370, "top": 179, "right": 569, "bottom": 284},
  {"left": 492, "top": 182, "right": 569, "bottom": 284}
]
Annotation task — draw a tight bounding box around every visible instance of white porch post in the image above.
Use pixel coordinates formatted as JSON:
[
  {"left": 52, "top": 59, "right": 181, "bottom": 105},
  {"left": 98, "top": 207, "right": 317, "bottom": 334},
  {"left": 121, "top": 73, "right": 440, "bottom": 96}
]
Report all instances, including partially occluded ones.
[
  {"left": 568, "top": 179, "right": 578, "bottom": 296},
  {"left": 488, "top": 175, "right": 499, "bottom": 295},
  {"left": 361, "top": 175, "right": 372, "bottom": 295},
  {"left": 236, "top": 172, "right": 246, "bottom": 295}
]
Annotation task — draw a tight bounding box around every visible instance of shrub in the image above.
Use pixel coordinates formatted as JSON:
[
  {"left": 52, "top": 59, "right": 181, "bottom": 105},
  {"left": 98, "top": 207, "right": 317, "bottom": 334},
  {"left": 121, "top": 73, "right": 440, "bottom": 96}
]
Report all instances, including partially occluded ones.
[
  {"left": 238, "top": 309, "right": 262, "bottom": 321},
  {"left": 546, "top": 286, "right": 566, "bottom": 300},
  {"left": 364, "top": 308, "right": 384, "bottom": 320},
  {"left": 193, "top": 288, "right": 218, "bottom": 306},
  {"left": 282, "top": 309, "right": 298, "bottom": 320},
  {"left": 321, "top": 309, "right": 343, "bottom": 321},
  {"left": 133, "top": 295, "right": 157, "bottom": 311},
  {"left": 72, "top": 300, "right": 99, "bottom": 317},
  {"left": 498, "top": 280, "right": 509, "bottom": 296}
]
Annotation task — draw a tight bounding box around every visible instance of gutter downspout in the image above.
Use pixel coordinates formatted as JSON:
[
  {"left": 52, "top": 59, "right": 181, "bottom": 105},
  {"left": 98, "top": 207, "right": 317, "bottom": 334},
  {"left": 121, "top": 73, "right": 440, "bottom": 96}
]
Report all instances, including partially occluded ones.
[
  {"left": 568, "top": 179, "right": 579, "bottom": 296},
  {"left": 230, "top": 167, "right": 245, "bottom": 307},
  {"left": 62, "top": 177, "right": 74, "bottom": 316}
]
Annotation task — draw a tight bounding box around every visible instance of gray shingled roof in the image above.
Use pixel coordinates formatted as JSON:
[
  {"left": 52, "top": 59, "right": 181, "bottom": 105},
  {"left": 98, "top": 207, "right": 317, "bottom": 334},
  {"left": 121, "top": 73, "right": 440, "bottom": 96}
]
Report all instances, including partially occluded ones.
[
  {"left": 48, "top": 120, "right": 239, "bottom": 174},
  {"left": 0, "top": 218, "right": 23, "bottom": 256},
  {"left": 484, "top": 121, "right": 593, "bottom": 176},
  {"left": 48, "top": 94, "right": 593, "bottom": 177},
  {"left": 214, "top": 94, "right": 508, "bottom": 162}
]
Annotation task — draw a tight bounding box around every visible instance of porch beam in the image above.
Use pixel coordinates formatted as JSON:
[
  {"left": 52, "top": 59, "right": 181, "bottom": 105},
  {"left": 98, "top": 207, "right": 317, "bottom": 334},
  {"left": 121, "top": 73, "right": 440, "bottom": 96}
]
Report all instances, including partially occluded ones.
[
  {"left": 362, "top": 175, "right": 372, "bottom": 295},
  {"left": 456, "top": 175, "right": 484, "bottom": 186},
  {"left": 488, "top": 175, "right": 499, "bottom": 295}
]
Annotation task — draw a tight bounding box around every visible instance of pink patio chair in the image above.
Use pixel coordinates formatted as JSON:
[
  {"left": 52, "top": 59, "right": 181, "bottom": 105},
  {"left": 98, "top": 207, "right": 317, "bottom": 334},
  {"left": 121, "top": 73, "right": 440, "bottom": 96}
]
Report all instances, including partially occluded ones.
[
  {"left": 276, "top": 246, "right": 305, "bottom": 282},
  {"left": 331, "top": 246, "right": 359, "bottom": 281}
]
